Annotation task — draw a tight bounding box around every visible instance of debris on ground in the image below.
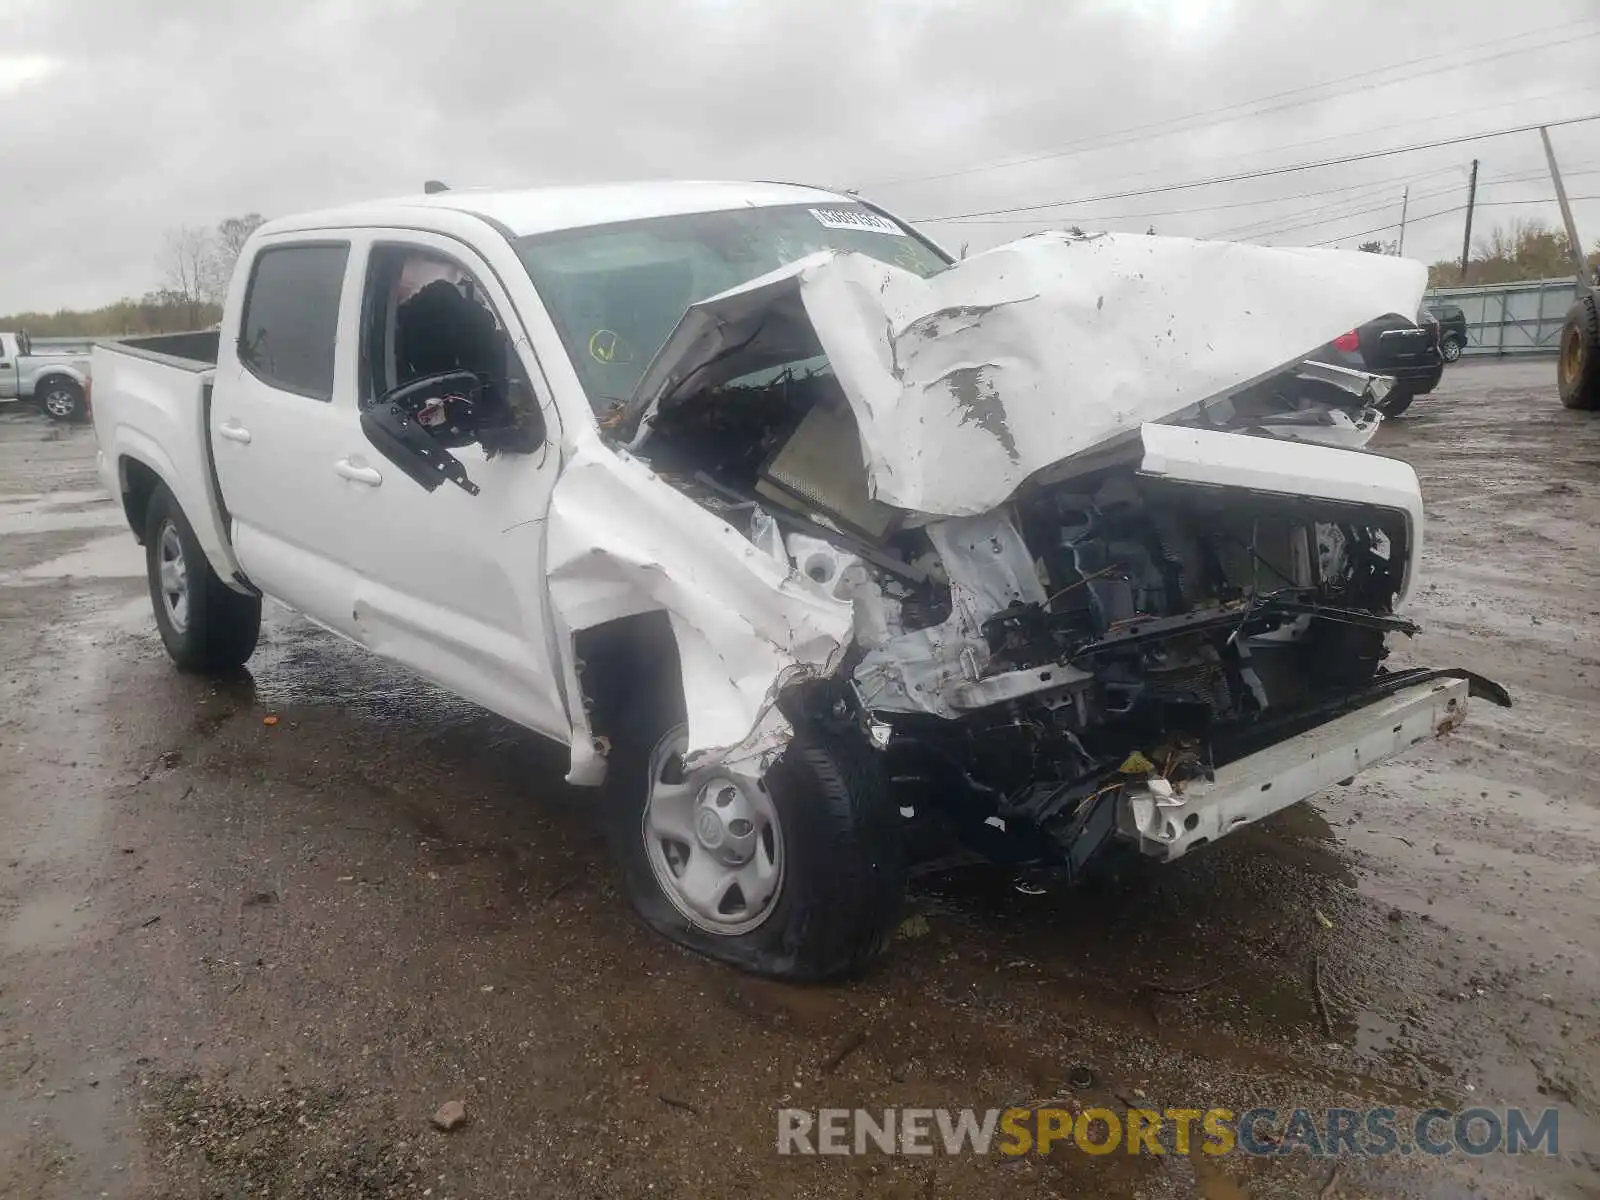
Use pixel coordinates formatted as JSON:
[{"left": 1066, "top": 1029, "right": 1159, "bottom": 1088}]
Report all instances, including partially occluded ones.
[
  {"left": 820, "top": 1026, "right": 867, "bottom": 1074},
  {"left": 430, "top": 1099, "right": 467, "bottom": 1132},
  {"left": 896, "top": 914, "right": 930, "bottom": 940}
]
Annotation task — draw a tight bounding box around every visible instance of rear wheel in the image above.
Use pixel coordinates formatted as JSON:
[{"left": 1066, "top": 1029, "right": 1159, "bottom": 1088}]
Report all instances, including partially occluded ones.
[
  {"left": 1380, "top": 387, "right": 1415, "bottom": 416},
  {"left": 38, "top": 379, "right": 84, "bottom": 422},
  {"left": 604, "top": 689, "right": 904, "bottom": 981},
  {"left": 1440, "top": 334, "right": 1463, "bottom": 363},
  {"left": 1558, "top": 295, "right": 1600, "bottom": 411},
  {"left": 143, "top": 483, "right": 261, "bottom": 671}
]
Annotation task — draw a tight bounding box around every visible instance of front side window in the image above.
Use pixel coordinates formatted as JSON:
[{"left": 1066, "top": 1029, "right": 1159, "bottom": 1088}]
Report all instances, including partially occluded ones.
[
  {"left": 239, "top": 243, "right": 349, "bottom": 401},
  {"left": 515, "top": 202, "right": 947, "bottom": 413},
  {"left": 358, "top": 245, "right": 543, "bottom": 457}
]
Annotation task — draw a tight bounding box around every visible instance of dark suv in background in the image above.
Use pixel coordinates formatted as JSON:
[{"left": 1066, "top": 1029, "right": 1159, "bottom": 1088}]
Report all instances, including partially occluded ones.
[
  {"left": 1316, "top": 311, "right": 1445, "bottom": 415},
  {"left": 1426, "top": 304, "right": 1468, "bottom": 362}
]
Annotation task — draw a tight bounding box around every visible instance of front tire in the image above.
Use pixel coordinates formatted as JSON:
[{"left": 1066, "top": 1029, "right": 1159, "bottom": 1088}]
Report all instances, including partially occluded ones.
[
  {"left": 38, "top": 379, "right": 85, "bottom": 422},
  {"left": 604, "top": 695, "right": 905, "bottom": 981},
  {"left": 143, "top": 483, "right": 261, "bottom": 672},
  {"left": 1440, "top": 335, "right": 1463, "bottom": 363},
  {"left": 1558, "top": 295, "right": 1600, "bottom": 411}
]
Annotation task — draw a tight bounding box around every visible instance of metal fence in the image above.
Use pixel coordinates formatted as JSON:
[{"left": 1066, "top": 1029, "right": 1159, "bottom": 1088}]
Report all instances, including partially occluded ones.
[{"left": 1422, "top": 277, "right": 1577, "bottom": 357}]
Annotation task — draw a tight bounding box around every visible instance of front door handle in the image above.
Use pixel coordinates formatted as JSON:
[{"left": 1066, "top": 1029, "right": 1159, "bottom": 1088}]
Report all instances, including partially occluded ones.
[
  {"left": 218, "top": 421, "right": 252, "bottom": 444},
  {"left": 335, "top": 458, "right": 382, "bottom": 487}
]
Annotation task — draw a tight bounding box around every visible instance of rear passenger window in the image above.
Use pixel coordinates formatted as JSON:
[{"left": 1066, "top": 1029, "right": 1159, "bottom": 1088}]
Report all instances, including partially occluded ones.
[{"left": 238, "top": 243, "right": 349, "bottom": 401}]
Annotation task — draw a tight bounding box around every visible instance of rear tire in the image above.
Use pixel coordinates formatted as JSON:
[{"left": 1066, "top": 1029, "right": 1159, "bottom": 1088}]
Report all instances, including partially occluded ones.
[
  {"left": 1440, "top": 335, "right": 1463, "bottom": 363},
  {"left": 603, "top": 684, "right": 904, "bottom": 981},
  {"left": 1380, "top": 387, "right": 1415, "bottom": 416},
  {"left": 1558, "top": 295, "right": 1600, "bottom": 411},
  {"left": 38, "top": 379, "right": 85, "bottom": 422},
  {"left": 143, "top": 483, "right": 261, "bottom": 672}
]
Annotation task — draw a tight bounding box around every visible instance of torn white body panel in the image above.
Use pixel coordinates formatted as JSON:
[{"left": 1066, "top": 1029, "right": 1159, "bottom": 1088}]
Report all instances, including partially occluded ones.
[
  {"left": 1137, "top": 421, "right": 1424, "bottom": 602},
  {"left": 1177, "top": 360, "right": 1392, "bottom": 450},
  {"left": 545, "top": 442, "right": 853, "bottom": 770},
  {"left": 631, "top": 232, "right": 1426, "bottom": 517},
  {"left": 852, "top": 511, "right": 1047, "bottom": 718}
]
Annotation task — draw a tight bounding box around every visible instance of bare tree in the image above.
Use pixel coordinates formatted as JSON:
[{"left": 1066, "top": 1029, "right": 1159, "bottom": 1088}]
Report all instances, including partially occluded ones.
[
  {"left": 1357, "top": 239, "right": 1397, "bottom": 255},
  {"left": 160, "top": 226, "right": 212, "bottom": 328},
  {"left": 203, "top": 213, "right": 265, "bottom": 303}
]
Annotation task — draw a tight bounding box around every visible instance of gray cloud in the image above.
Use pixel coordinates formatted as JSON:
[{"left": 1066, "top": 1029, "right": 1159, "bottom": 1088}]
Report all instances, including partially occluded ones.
[{"left": 1, "top": 0, "right": 1597, "bottom": 312}]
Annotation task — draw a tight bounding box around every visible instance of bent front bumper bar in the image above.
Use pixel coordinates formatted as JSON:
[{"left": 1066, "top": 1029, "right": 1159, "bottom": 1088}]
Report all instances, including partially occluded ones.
[{"left": 1118, "top": 676, "right": 1472, "bottom": 861}]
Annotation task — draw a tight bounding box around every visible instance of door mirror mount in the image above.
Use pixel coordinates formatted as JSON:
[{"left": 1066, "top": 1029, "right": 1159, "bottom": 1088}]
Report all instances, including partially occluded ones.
[{"left": 360, "top": 371, "right": 484, "bottom": 495}]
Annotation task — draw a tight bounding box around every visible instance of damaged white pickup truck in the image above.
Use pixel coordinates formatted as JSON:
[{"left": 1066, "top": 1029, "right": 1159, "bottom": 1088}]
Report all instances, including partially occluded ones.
[{"left": 90, "top": 181, "right": 1507, "bottom": 980}]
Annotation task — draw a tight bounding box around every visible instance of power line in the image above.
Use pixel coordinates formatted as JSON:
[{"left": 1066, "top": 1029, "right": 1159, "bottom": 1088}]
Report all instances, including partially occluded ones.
[
  {"left": 869, "top": 20, "right": 1600, "bottom": 191},
  {"left": 934, "top": 168, "right": 1441, "bottom": 226},
  {"left": 926, "top": 167, "right": 1600, "bottom": 246},
  {"left": 910, "top": 83, "right": 1597, "bottom": 231},
  {"left": 910, "top": 112, "right": 1600, "bottom": 222},
  {"left": 1233, "top": 166, "right": 1600, "bottom": 240},
  {"left": 1205, "top": 175, "right": 1462, "bottom": 241},
  {"left": 1242, "top": 183, "right": 1469, "bottom": 242},
  {"left": 1307, "top": 196, "right": 1600, "bottom": 248}
]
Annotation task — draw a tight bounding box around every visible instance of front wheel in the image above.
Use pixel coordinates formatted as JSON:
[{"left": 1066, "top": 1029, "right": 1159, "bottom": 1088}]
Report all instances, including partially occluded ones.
[
  {"left": 143, "top": 483, "right": 261, "bottom": 672},
  {"left": 38, "top": 379, "right": 85, "bottom": 422},
  {"left": 604, "top": 702, "right": 905, "bottom": 981},
  {"left": 1440, "top": 335, "right": 1463, "bottom": 363}
]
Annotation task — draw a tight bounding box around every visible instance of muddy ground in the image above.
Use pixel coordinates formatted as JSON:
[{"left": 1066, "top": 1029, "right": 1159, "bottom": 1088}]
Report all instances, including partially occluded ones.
[{"left": 0, "top": 358, "right": 1596, "bottom": 1199}]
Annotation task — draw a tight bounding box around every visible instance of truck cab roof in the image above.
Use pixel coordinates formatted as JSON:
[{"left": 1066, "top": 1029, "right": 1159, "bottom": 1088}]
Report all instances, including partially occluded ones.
[{"left": 258, "top": 180, "right": 854, "bottom": 240}]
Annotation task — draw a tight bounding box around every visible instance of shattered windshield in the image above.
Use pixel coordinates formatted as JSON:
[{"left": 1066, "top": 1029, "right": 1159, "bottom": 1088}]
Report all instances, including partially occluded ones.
[{"left": 514, "top": 202, "right": 948, "bottom": 413}]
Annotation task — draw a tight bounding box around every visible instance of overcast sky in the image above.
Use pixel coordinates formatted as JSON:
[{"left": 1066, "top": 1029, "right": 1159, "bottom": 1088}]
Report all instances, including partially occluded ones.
[{"left": 1, "top": 0, "right": 1597, "bottom": 313}]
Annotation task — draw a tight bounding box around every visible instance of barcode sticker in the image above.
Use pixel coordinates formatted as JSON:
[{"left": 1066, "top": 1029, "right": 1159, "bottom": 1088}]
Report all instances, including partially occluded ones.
[{"left": 808, "top": 207, "right": 906, "bottom": 236}]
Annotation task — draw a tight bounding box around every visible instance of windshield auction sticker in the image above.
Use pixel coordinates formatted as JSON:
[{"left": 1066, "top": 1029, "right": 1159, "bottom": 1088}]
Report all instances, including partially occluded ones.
[{"left": 809, "top": 207, "right": 905, "bottom": 236}]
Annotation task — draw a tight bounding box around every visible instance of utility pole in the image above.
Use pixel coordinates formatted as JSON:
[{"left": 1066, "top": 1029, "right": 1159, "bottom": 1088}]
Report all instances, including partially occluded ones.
[
  {"left": 1458, "top": 158, "right": 1479, "bottom": 282},
  {"left": 1397, "top": 185, "right": 1410, "bottom": 255},
  {"left": 1540, "top": 125, "right": 1592, "bottom": 289}
]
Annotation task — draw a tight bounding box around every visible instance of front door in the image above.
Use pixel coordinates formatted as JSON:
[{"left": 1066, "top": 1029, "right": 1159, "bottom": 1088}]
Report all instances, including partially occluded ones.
[{"left": 331, "top": 233, "right": 567, "bottom": 740}]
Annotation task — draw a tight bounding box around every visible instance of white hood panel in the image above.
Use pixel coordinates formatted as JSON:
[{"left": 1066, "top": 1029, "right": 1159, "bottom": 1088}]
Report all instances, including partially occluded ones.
[{"left": 634, "top": 232, "right": 1427, "bottom": 517}]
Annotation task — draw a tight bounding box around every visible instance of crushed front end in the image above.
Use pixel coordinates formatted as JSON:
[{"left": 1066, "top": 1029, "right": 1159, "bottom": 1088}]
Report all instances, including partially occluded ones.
[{"left": 606, "top": 233, "right": 1508, "bottom": 878}]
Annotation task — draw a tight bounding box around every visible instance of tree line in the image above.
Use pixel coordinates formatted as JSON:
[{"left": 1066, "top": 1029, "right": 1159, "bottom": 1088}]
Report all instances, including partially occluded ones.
[
  {"left": 0, "top": 214, "right": 264, "bottom": 337},
  {"left": 1355, "top": 220, "right": 1600, "bottom": 289}
]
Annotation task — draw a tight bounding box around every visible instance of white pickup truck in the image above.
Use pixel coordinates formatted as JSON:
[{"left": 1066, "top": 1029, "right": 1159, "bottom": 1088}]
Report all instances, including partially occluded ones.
[
  {"left": 90, "top": 181, "right": 1507, "bottom": 980},
  {"left": 0, "top": 331, "right": 92, "bottom": 421}
]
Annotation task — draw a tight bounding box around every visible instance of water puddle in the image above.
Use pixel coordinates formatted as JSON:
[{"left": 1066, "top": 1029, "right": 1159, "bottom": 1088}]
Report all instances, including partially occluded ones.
[
  {"left": 15, "top": 534, "right": 144, "bottom": 581},
  {"left": 3, "top": 892, "right": 93, "bottom": 953}
]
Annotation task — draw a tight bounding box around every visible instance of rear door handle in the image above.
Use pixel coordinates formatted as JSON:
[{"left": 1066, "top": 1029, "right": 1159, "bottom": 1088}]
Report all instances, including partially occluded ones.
[
  {"left": 335, "top": 458, "right": 382, "bottom": 487},
  {"left": 218, "top": 421, "right": 252, "bottom": 444}
]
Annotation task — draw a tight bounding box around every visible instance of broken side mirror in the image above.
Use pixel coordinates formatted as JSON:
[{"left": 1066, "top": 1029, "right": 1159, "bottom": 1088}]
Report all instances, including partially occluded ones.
[
  {"left": 361, "top": 368, "right": 549, "bottom": 495},
  {"left": 361, "top": 371, "right": 484, "bottom": 496}
]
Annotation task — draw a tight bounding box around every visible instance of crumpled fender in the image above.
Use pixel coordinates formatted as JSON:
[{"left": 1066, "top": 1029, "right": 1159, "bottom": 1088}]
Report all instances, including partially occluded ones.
[{"left": 546, "top": 441, "right": 854, "bottom": 784}]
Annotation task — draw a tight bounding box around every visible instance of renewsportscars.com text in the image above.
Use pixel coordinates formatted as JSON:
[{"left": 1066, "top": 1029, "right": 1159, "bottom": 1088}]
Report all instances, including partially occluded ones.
[{"left": 777, "top": 1106, "right": 1559, "bottom": 1158}]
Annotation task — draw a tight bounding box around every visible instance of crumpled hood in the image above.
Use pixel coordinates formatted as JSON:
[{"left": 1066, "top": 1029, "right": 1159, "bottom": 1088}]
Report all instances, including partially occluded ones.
[{"left": 629, "top": 231, "right": 1427, "bottom": 517}]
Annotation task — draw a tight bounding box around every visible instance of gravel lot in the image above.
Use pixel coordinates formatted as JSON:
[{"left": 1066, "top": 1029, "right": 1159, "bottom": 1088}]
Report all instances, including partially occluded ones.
[{"left": 0, "top": 358, "right": 1596, "bottom": 1199}]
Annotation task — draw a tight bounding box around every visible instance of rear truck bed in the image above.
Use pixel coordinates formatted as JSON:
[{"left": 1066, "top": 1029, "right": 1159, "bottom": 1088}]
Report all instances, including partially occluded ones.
[{"left": 89, "top": 331, "right": 246, "bottom": 588}]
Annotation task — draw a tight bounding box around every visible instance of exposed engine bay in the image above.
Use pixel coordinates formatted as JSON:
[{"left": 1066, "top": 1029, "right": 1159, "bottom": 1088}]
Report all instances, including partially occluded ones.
[{"left": 630, "top": 363, "right": 1439, "bottom": 875}]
